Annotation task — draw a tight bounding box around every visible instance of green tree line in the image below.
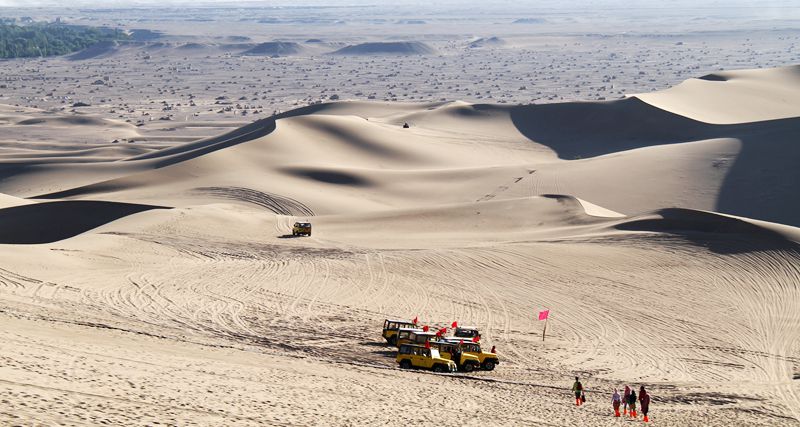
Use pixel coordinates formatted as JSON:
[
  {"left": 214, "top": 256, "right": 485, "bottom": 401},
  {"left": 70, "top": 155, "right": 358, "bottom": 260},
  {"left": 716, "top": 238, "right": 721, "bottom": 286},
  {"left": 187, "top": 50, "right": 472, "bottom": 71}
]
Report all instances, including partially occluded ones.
[{"left": 0, "top": 23, "right": 129, "bottom": 58}]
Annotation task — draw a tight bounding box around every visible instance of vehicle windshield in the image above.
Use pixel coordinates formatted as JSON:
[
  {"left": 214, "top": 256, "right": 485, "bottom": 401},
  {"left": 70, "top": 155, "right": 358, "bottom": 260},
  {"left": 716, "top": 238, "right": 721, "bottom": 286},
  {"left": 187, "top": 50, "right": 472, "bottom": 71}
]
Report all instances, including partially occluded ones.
[{"left": 464, "top": 344, "right": 480, "bottom": 352}]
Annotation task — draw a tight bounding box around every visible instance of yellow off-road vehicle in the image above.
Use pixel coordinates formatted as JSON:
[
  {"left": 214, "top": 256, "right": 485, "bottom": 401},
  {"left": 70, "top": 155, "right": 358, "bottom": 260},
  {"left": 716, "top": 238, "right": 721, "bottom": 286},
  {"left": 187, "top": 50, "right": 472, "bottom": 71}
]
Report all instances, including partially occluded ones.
[
  {"left": 442, "top": 338, "right": 499, "bottom": 371},
  {"left": 382, "top": 319, "right": 417, "bottom": 345},
  {"left": 397, "top": 344, "right": 457, "bottom": 373},
  {"left": 396, "top": 329, "right": 438, "bottom": 349},
  {"left": 394, "top": 327, "right": 423, "bottom": 347},
  {"left": 428, "top": 340, "right": 481, "bottom": 373},
  {"left": 292, "top": 221, "right": 312, "bottom": 236}
]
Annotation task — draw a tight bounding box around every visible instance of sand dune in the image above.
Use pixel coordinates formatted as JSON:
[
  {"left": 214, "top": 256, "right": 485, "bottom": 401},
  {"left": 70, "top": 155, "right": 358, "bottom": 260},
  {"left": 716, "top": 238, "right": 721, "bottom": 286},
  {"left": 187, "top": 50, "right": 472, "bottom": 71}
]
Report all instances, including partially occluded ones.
[
  {"left": 635, "top": 65, "right": 800, "bottom": 124},
  {"left": 469, "top": 36, "right": 506, "bottom": 48},
  {"left": 331, "top": 41, "right": 436, "bottom": 56},
  {"left": 67, "top": 40, "right": 123, "bottom": 60},
  {"left": 0, "top": 65, "right": 798, "bottom": 426},
  {"left": 241, "top": 41, "right": 305, "bottom": 56}
]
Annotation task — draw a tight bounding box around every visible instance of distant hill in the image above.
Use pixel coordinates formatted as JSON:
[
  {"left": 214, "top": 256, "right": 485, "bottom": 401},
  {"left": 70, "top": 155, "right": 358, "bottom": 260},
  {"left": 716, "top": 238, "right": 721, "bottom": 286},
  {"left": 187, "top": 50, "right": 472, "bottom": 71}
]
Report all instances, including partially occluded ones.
[
  {"left": 331, "top": 41, "right": 435, "bottom": 56},
  {"left": 468, "top": 37, "right": 505, "bottom": 48},
  {"left": 512, "top": 18, "right": 546, "bottom": 24},
  {"left": 242, "top": 42, "right": 304, "bottom": 56}
]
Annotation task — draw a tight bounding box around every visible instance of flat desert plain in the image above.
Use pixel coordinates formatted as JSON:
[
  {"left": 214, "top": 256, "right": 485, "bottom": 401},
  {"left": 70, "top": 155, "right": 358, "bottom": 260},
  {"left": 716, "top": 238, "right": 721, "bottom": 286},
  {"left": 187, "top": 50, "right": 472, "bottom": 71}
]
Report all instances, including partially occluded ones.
[{"left": 0, "top": 2, "right": 799, "bottom": 426}]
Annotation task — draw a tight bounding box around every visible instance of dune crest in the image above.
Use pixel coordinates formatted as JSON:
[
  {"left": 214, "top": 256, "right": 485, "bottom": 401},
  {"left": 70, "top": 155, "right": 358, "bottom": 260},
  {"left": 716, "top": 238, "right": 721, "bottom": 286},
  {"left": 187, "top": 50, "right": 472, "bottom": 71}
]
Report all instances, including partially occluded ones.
[{"left": 635, "top": 64, "right": 800, "bottom": 124}]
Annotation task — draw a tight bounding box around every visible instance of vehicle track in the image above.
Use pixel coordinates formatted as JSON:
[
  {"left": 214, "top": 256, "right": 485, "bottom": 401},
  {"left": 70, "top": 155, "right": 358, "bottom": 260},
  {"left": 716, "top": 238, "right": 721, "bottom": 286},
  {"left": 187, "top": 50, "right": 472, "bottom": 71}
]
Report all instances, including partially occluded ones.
[{"left": 193, "top": 186, "right": 314, "bottom": 216}]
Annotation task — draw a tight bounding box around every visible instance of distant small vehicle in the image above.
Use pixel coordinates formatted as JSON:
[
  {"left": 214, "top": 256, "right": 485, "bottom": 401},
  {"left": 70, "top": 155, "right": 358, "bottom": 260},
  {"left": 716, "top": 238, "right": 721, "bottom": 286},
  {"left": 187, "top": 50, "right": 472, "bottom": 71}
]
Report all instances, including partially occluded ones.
[
  {"left": 452, "top": 327, "right": 480, "bottom": 340},
  {"left": 397, "top": 344, "right": 457, "bottom": 373},
  {"left": 382, "top": 319, "right": 417, "bottom": 345},
  {"left": 292, "top": 221, "right": 312, "bottom": 236}
]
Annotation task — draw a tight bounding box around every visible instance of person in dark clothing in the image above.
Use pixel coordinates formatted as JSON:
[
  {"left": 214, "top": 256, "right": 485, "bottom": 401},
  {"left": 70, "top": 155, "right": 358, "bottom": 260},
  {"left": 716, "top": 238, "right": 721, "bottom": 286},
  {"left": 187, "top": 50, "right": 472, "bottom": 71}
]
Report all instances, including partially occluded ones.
[
  {"left": 627, "top": 389, "right": 637, "bottom": 418},
  {"left": 623, "top": 385, "right": 631, "bottom": 415},
  {"left": 571, "top": 376, "right": 583, "bottom": 406},
  {"left": 639, "top": 386, "right": 651, "bottom": 422}
]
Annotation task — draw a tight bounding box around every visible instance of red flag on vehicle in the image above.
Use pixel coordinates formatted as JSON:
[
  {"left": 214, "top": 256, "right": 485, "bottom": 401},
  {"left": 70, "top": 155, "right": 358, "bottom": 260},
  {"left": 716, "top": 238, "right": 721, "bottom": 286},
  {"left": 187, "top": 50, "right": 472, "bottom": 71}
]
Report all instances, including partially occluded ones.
[
  {"left": 424, "top": 341, "right": 430, "bottom": 349},
  {"left": 422, "top": 325, "right": 429, "bottom": 332},
  {"left": 412, "top": 316, "right": 418, "bottom": 325},
  {"left": 436, "top": 327, "right": 445, "bottom": 336},
  {"left": 538, "top": 310, "right": 550, "bottom": 321},
  {"left": 472, "top": 335, "right": 480, "bottom": 343},
  {"left": 451, "top": 321, "right": 458, "bottom": 328}
]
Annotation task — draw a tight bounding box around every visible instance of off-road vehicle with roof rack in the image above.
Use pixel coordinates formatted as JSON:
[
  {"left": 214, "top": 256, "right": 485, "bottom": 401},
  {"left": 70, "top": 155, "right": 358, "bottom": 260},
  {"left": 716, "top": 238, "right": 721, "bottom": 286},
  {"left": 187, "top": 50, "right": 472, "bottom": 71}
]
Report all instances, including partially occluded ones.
[
  {"left": 382, "top": 319, "right": 417, "bottom": 345},
  {"left": 396, "top": 330, "right": 438, "bottom": 349},
  {"left": 452, "top": 327, "right": 480, "bottom": 340},
  {"left": 292, "top": 221, "right": 312, "bottom": 236}
]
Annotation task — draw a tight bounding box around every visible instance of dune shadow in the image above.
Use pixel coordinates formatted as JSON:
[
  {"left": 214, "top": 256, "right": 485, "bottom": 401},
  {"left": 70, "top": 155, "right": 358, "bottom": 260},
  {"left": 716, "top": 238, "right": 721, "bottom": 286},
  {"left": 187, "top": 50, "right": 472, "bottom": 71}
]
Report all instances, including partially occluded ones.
[
  {"left": 615, "top": 208, "right": 800, "bottom": 254},
  {"left": 277, "top": 234, "right": 305, "bottom": 239},
  {"left": 509, "top": 97, "right": 800, "bottom": 227},
  {"left": 0, "top": 200, "right": 168, "bottom": 244},
  {"left": 508, "top": 97, "right": 718, "bottom": 159},
  {"left": 280, "top": 167, "right": 372, "bottom": 186}
]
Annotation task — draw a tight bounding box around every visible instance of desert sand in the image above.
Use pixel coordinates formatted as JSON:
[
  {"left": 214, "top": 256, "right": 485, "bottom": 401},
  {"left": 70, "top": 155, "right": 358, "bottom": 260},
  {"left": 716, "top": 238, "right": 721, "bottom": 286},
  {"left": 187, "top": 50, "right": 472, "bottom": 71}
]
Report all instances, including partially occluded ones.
[
  {"left": 0, "top": 62, "right": 797, "bottom": 426},
  {"left": 0, "top": 2, "right": 799, "bottom": 426}
]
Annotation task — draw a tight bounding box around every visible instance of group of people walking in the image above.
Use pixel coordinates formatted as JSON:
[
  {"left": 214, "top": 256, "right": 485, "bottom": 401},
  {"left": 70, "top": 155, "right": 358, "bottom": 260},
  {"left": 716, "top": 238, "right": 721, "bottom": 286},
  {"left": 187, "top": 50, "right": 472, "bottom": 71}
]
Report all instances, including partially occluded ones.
[{"left": 572, "top": 377, "right": 652, "bottom": 423}]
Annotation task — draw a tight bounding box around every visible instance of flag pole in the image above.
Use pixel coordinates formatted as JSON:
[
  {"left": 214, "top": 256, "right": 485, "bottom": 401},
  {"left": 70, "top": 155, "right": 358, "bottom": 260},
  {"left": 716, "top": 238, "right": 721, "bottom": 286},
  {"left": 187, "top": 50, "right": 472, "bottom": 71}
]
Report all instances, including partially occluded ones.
[{"left": 542, "top": 310, "right": 548, "bottom": 342}]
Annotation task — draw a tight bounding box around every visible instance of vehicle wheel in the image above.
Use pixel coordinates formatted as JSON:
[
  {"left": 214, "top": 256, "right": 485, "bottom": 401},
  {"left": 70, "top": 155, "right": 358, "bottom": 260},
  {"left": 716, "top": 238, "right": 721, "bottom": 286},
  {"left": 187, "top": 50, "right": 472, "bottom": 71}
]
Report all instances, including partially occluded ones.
[
  {"left": 307, "top": 232, "right": 311, "bottom": 236},
  {"left": 400, "top": 359, "right": 412, "bottom": 369},
  {"left": 462, "top": 363, "right": 474, "bottom": 373},
  {"left": 432, "top": 364, "right": 445, "bottom": 373},
  {"left": 482, "top": 360, "right": 496, "bottom": 371}
]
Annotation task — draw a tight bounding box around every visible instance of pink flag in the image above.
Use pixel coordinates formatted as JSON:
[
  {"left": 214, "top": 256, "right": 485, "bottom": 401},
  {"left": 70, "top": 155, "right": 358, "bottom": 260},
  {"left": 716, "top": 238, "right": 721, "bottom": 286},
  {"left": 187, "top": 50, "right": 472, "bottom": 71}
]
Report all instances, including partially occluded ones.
[{"left": 538, "top": 310, "right": 550, "bottom": 321}]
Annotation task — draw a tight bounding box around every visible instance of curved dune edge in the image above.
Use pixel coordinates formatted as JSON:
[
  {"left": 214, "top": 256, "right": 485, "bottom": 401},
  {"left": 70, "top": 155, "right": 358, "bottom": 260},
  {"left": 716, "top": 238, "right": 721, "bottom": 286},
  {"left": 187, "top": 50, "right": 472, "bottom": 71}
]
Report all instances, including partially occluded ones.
[
  {"left": 0, "top": 192, "right": 36, "bottom": 209},
  {"left": 573, "top": 197, "right": 626, "bottom": 218},
  {"left": 633, "top": 65, "right": 800, "bottom": 124},
  {"left": 612, "top": 208, "right": 800, "bottom": 247},
  {"left": 0, "top": 200, "right": 168, "bottom": 244}
]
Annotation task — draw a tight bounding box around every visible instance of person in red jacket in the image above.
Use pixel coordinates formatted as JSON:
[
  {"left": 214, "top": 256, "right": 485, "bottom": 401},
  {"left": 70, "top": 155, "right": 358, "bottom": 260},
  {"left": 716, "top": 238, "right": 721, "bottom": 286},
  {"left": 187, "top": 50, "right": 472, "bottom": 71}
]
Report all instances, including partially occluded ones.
[{"left": 639, "top": 386, "right": 651, "bottom": 422}]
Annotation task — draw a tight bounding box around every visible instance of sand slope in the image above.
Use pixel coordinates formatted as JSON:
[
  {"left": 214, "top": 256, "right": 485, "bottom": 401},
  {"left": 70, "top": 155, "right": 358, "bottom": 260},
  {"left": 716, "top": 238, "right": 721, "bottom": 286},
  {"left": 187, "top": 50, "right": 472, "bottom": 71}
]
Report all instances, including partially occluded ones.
[
  {"left": 636, "top": 65, "right": 800, "bottom": 124},
  {"left": 0, "top": 65, "right": 798, "bottom": 426}
]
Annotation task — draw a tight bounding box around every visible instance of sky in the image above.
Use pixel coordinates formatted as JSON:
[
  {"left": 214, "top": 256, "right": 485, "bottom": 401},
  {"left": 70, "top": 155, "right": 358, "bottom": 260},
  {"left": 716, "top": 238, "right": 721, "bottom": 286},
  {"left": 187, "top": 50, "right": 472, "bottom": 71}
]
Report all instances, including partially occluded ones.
[{"left": 0, "top": 0, "right": 797, "bottom": 5}]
